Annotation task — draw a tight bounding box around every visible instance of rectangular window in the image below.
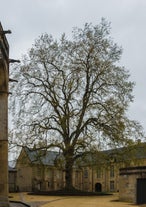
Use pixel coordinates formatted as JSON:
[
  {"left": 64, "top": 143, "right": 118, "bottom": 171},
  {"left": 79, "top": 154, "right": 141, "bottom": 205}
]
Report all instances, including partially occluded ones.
[
  {"left": 75, "top": 171, "right": 79, "bottom": 185},
  {"left": 48, "top": 182, "right": 50, "bottom": 187},
  {"left": 110, "top": 165, "right": 114, "bottom": 178},
  {"left": 96, "top": 168, "right": 102, "bottom": 178},
  {"left": 75, "top": 171, "right": 78, "bottom": 179},
  {"left": 37, "top": 167, "right": 41, "bottom": 177},
  {"left": 110, "top": 181, "right": 114, "bottom": 191},
  {"left": 48, "top": 169, "right": 52, "bottom": 179},
  {"left": 84, "top": 169, "right": 88, "bottom": 178}
]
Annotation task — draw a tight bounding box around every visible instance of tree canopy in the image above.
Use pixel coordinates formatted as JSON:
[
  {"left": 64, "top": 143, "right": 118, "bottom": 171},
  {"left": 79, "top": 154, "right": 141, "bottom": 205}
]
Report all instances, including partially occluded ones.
[{"left": 9, "top": 19, "right": 144, "bottom": 189}]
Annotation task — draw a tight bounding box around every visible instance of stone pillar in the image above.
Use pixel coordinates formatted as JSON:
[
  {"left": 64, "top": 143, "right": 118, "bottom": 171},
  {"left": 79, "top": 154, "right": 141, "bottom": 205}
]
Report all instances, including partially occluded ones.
[{"left": 0, "top": 22, "right": 10, "bottom": 207}]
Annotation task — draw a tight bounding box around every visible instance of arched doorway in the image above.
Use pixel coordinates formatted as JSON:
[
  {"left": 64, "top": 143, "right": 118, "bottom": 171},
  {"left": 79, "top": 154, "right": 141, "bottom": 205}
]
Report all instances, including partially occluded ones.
[{"left": 95, "top": 182, "right": 102, "bottom": 192}]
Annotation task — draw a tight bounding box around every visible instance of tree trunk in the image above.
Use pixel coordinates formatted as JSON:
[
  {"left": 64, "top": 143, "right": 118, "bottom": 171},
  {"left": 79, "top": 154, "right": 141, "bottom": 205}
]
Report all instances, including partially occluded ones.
[{"left": 65, "top": 159, "right": 74, "bottom": 190}]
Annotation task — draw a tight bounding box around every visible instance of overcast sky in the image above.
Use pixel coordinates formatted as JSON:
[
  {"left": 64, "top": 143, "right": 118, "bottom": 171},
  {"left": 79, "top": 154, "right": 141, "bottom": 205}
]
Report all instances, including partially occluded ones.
[{"left": 1, "top": 0, "right": 146, "bottom": 135}]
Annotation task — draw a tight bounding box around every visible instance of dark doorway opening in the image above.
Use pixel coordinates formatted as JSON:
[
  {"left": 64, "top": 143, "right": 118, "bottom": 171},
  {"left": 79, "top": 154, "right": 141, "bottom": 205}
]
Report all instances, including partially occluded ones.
[
  {"left": 95, "top": 182, "right": 102, "bottom": 192},
  {"left": 137, "top": 178, "right": 146, "bottom": 204}
]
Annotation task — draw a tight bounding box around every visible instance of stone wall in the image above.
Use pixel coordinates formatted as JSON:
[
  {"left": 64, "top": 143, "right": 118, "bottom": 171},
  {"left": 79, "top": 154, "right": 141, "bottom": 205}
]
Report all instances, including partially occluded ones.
[
  {"left": 0, "top": 22, "right": 9, "bottom": 207},
  {"left": 119, "top": 166, "right": 146, "bottom": 203}
]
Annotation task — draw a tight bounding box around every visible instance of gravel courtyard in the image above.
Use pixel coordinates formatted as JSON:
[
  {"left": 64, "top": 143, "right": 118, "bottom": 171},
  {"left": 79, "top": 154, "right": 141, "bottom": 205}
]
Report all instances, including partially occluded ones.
[{"left": 9, "top": 192, "right": 146, "bottom": 207}]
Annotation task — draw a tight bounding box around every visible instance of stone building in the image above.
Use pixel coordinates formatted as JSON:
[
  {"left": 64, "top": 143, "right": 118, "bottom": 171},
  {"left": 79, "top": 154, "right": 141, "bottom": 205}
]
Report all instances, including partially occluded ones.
[
  {"left": 118, "top": 144, "right": 146, "bottom": 205},
  {"left": 15, "top": 143, "right": 146, "bottom": 194},
  {"left": 16, "top": 147, "right": 65, "bottom": 192},
  {"left": 119, "top": 166, "right": 146, "bottom": 204},
  {"left": 8, "top": 166, "right": 17, "bottom": 193},
  {"left": 0, "top": 22, "right": 10, "bottom": 207}
]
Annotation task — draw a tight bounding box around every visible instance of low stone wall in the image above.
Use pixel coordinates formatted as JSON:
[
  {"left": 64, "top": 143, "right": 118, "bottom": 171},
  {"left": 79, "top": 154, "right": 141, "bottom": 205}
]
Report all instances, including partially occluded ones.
[{"left": 119, "top": 166, "right": 146, "bottom": 203}]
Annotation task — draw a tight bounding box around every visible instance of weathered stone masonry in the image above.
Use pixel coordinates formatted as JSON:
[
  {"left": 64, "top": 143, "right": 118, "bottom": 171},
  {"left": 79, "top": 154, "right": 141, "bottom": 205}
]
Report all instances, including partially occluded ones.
[{"left": 0, "top": 22, "right": 9, "bottom": 207}]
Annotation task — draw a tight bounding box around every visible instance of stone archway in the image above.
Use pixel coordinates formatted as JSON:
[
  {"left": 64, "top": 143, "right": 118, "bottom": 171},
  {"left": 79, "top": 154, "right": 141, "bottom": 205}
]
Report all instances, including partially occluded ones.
[{"left": 95, "top": 182, "right": 102, "bottom": 192}]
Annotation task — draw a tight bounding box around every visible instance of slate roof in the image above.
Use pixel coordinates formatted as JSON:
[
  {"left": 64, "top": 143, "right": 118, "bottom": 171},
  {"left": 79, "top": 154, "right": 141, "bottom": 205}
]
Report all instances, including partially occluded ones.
[
  {"left": 22, "top": 142, "right": 146, "bottom": 166},
  {"left": 24, "top": 147, "right": 60, "bottom": 166},
  {"left": 103, "top": 143, "right": 146, "bottom": 160}
]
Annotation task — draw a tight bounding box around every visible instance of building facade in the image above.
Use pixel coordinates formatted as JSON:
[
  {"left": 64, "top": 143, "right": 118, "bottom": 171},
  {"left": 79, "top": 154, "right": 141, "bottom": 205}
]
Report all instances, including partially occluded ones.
[
  {"left": 8, "top": 167, "right": 17, "bottom": 193},
  {"left": 119, "top": 166, "right": 146, "bottom": 204},
  {"left": 15, "top": 143, "right": 146, "bottom": 193}
]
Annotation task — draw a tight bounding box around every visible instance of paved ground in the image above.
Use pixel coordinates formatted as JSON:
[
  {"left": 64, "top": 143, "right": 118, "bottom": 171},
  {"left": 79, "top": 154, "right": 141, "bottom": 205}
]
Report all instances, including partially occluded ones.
[
  {"left": 10, "top": 192, "right": 146, "bottom": 207},
  {"left": 10, "top": 201, "right": 30, "bottom": 207},
  {"left": 38, "top": 194, "right": 140, "bottom": 207}
]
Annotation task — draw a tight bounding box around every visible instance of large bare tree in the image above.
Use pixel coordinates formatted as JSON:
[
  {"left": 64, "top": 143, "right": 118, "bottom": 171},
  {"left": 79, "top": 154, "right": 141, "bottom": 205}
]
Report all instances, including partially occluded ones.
[{"left": 9, "top": 19, "right": 143, "bottom": 189}]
